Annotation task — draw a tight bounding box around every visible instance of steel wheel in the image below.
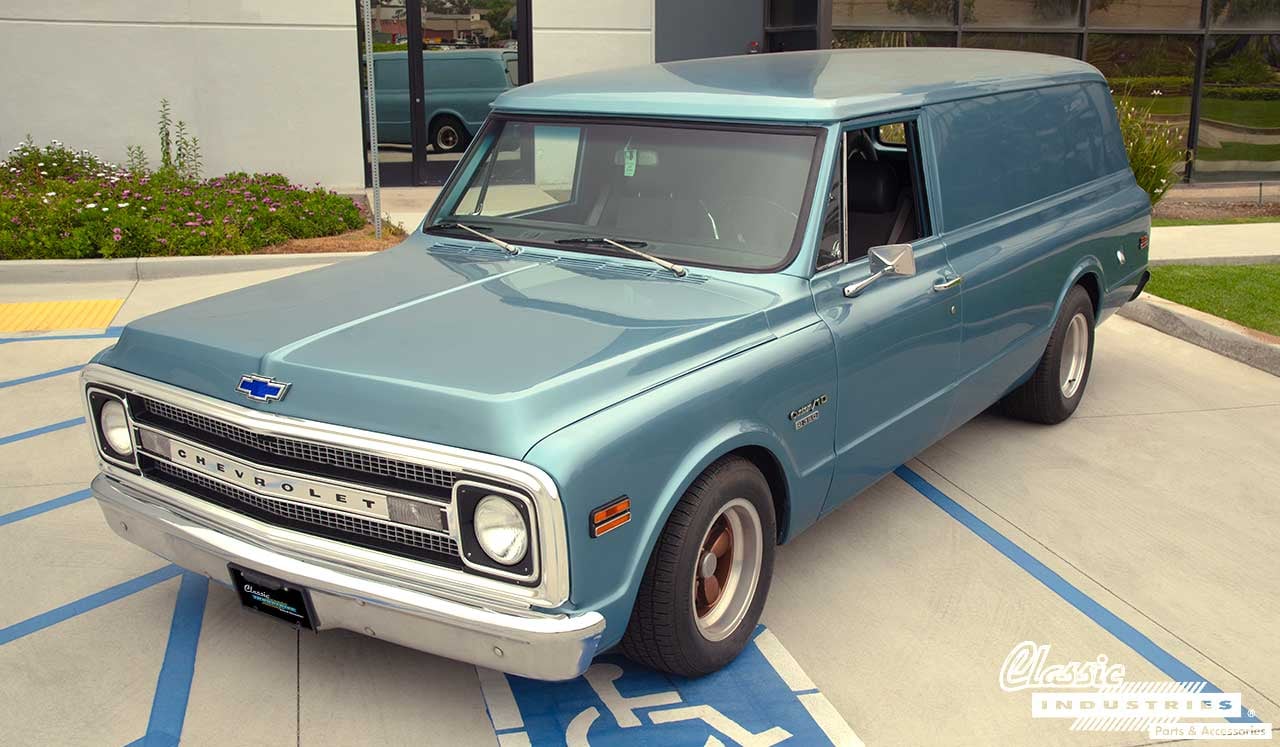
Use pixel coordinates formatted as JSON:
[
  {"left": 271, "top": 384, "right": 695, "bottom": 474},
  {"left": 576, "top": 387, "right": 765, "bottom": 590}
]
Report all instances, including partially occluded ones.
[
  {"left": 691, "top": 497, "right": 762, "bottom": 642},
  {"left": 1059, "top": 312, "right": 1089, "bottom": 399},
  {"left": 435, "top": 124, "right": 460, "bottom": 152}
]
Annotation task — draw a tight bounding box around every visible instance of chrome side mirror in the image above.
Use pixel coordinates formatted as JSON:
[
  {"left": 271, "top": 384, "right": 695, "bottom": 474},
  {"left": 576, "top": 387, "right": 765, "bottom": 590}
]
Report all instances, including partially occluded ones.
[{"left": 843, "top": 243, "right": 917, "bottom": 298}]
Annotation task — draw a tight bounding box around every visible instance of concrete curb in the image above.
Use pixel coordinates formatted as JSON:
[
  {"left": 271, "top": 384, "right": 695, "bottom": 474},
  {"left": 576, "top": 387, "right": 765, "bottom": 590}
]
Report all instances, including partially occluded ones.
[
  {"left": 1150, "top": 255, "right": 1280, "bottom": 267},
  {"left": 1, "top": 252, "right": 373, "bottom": 283},
  {"left": 1118, "top": 295, "right": 1280, "bottom": 377}
]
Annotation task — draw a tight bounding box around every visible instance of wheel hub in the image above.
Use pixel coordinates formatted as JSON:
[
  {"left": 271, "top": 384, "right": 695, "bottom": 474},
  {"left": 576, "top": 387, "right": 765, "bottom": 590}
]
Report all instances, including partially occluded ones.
[
  {"left": 691, "top": 499, "right": 763, "bottom": 642},
  {"left": 699, "top": 550, "right": 718, "bottom": 579},
  {"left": 1059, "top": 312, "right": 1089, "bottom": 399}
]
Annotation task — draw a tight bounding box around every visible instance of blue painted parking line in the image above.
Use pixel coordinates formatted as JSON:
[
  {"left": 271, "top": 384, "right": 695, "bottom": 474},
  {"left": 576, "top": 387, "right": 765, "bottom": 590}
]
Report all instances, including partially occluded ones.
[
  {"left": 126, "top": 572, "right": 209, "bottom": 747},
  {"left": 0, "top": 488, "right": 92, "bottom": 527},
  {"left": 894, "top": 465, "right": 1262, "bottom": 725},
  {"left": 478, "top": 624, "right": 863, "bottom": 746},
  {"left": 0, "top": 565, "right": 182, "bottom": 646},
  {"left": 0, "top": 326, "right": 123, "bottom": 345},
  {"left": 0, "top": 417, "right": 84, "bottom": 446},
  {"left": 0, "top": 364, "right": 84, "bottom": 389}
]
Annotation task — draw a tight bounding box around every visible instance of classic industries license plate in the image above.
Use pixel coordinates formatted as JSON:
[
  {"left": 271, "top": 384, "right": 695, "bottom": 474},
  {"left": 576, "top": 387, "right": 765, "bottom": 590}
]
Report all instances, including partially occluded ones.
[
  {"left": 137, "top": 428, "right": 393, "bottom": 520},
  {"left": 229, "top": 565, "right": 316, "bottom": 629}
]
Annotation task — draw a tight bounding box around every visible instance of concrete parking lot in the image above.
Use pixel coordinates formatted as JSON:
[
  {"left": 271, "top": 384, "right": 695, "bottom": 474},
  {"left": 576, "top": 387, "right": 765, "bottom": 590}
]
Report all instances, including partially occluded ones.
[{"left": 1, "top": 262, "right": 1277, "bottom": 746}]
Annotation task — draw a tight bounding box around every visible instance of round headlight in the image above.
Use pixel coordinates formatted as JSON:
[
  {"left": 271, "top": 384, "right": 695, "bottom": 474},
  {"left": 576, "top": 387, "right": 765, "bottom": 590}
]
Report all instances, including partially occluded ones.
[
  {"left": 473, "top": 495, "right": 528, "bottom": 566},
  {"left": 100, "top": 399, "right": 133, "bottom": 456}
]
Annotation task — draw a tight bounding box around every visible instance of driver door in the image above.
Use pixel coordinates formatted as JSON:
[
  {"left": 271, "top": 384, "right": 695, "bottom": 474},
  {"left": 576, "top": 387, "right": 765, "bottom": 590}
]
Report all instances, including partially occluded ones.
[{"left": 812, "top": 115, "right": 963, "bottom": 514}]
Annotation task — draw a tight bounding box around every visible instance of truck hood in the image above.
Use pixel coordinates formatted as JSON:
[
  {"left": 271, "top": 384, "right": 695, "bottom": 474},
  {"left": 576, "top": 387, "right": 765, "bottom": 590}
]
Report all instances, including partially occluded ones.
[{"left": 100, "top": 240, "right": 780, "bottom": 459}]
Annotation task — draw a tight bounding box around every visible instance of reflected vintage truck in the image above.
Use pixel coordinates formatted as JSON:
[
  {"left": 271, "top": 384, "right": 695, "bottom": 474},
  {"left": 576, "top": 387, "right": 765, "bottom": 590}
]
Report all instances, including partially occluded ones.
[{"left": 82, "top": 49, "right": 1151, "bottom": 680}]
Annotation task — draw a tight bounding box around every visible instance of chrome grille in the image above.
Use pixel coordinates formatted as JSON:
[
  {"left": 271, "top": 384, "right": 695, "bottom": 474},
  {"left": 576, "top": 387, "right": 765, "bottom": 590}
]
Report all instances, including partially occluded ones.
[
  {"left": 150, "top": 460, "right": 459, "bottom": 558},
  {"left": 138, "top": 397, "right": 456, "bottom": 491}
]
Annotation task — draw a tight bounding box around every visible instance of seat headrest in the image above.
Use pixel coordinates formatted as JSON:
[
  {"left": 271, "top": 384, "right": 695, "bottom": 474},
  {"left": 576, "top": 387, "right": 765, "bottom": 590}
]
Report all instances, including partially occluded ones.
[{"left": 847, "top": 161, "right": 900, "bottom": 214}]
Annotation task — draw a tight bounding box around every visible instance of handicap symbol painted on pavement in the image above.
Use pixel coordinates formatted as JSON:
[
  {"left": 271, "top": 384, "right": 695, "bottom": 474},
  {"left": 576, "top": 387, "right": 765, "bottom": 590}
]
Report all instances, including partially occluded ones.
[{"left": 478, "top": 626, "right": 864, "bottom": 746}]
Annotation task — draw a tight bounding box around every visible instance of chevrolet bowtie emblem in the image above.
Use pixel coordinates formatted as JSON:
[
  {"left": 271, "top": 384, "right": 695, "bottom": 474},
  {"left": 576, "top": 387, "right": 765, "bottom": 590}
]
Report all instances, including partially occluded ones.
[{"left": 236, "top": 374, "right": 290, "bottom": 402}]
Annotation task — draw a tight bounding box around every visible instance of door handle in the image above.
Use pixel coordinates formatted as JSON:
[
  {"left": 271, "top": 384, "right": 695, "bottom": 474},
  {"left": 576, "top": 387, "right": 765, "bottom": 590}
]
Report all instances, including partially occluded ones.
[{"left": 933, "top": 274, "right": 963, "bottom": 292}]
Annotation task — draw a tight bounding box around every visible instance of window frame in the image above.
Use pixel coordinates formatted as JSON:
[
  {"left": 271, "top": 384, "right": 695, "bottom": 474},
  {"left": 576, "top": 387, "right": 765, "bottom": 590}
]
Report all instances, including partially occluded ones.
[{"left": 815, "top": 110, "right": 935, "bottom": 275}]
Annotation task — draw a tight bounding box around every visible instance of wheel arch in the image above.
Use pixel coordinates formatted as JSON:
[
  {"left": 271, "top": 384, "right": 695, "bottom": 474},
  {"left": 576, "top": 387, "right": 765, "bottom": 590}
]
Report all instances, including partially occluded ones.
[
  {"left": 1058, "top": 257, "right": 1105, "bottom": 324},
  {"left": 725, "top": 444, "right": 791, "bottom": 544},
  {"left": 428, "top": 110, "right": 469, "bottom": 138}
]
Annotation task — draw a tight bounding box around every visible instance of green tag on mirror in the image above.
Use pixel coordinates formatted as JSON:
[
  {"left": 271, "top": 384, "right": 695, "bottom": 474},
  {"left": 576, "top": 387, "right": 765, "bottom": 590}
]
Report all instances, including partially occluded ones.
[{"left": 623, "top": 147, "right": 637, "bottom": 177}]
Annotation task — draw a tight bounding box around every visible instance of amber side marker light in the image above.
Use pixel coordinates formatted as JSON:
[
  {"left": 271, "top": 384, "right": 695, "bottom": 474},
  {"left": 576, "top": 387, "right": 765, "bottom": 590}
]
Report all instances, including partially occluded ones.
[{"left": 590, "top": 497, "right": 631, "bottom": 538}]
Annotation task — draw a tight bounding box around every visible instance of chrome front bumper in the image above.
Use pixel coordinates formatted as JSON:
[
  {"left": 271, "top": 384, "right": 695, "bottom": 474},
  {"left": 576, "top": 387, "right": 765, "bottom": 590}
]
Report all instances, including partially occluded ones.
[{"left": 91, "top": 473, "right": 605, "bottom": 681}]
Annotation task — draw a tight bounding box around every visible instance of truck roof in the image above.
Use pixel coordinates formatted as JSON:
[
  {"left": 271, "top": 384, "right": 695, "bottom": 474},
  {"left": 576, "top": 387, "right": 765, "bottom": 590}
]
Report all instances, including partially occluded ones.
[{"left": 493, "top": 48, "right": 1105, "bottom": 123}]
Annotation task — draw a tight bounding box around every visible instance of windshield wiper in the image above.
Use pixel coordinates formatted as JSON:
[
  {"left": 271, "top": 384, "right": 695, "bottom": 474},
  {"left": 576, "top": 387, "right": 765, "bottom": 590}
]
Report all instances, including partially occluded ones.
[
  {"left": 425, "top": 221, "right": 520, "bottom": 255},
  {"left": 555, "top": 236, "right": 686, "bottom": 277}
]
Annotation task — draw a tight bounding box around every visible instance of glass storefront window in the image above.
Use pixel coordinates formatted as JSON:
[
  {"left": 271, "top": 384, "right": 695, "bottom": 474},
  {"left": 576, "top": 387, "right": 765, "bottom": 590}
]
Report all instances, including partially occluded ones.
[
  {"left": 1087, "top": 34, "right": 1198, "bottom": 175},
  {"left": 968, "top": 0, "right": 1082, "bottom": 28},
  {"left": 833, "top": 0, "right": 959, "bottom": 28},
  {"left": 1193, "top": 35, "right": 1280, "bottom": 182},
  {"left": 833, "top": 30, "right": 957, "bottom": 47},
  {"left": 769, "top": 0, "right": 820, "bottom": 27},
  {"left": 1212, "top": 1, "right": 1280, "bottom": 28},
  {"left": 1087, "top": 0, "right": 1203, "bottom": 30},
  {"left": 961, "top": 32, "right": 1079, "bottom": 57}
]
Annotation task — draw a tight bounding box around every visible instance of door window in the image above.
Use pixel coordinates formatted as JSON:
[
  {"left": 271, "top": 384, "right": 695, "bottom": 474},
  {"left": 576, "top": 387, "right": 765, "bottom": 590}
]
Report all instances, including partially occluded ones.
[{"left": 818, "top": 118, "right": 933, "bottom": 271}]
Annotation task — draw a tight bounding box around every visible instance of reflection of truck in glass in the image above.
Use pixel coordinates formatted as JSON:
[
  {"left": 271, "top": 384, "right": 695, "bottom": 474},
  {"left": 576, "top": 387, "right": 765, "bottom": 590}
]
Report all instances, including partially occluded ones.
[{"left": 367, "top": 49, "right": 517, "bottom": 153}]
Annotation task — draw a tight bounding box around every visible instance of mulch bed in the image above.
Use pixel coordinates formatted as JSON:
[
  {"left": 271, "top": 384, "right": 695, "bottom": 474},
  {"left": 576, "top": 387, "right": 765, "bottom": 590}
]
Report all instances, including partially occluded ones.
[
  {"left": 1154, "top": 199, "right": 1280, "bottom": 221},
  {"left": 253, "top": 225, "right": 406, "bottom": 254}
]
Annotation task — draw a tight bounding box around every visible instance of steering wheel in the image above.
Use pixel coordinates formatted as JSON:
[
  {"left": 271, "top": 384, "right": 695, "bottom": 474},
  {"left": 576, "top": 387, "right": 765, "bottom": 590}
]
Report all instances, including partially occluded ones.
[
  {"left": 705, "top": 196, "right": 800, "bottom": 246},
  {"left": 848, "top": 129, "right": 878, "bottom": 162}
]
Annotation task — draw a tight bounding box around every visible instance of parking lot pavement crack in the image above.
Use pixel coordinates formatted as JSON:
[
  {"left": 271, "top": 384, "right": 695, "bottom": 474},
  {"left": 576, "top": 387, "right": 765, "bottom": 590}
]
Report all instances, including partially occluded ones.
[
  {"left": 912, "top": 456, "right": 1280, "bottom": 713},
  {"left": 1074, "top": 402, "right": 1280, "bottom": 419},
  {"left": 109, "top": 276, "right": 141, "bottom": 328}
]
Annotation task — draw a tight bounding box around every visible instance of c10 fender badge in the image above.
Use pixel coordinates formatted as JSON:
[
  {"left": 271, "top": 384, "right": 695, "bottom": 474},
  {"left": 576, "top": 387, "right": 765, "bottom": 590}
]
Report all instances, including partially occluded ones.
[{"left": 789, "top": 394, "right": 828, "bottom": 431}]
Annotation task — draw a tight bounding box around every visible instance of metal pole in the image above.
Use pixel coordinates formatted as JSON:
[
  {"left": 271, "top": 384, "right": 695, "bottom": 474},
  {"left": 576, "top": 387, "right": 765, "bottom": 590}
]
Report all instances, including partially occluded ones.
[{"left": 362, "top": 0, "right": 382, "bottom": 239}]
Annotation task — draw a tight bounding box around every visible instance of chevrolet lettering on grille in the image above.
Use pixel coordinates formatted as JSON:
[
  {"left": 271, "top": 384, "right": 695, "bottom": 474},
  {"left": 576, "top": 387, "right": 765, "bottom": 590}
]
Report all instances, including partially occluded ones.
[{"left": 138, "top": 428, "right": 395, "bottom": 520}]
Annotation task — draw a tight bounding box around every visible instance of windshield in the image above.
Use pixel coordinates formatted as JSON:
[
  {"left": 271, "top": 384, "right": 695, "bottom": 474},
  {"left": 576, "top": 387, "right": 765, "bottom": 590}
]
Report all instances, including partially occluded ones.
[{"left": 431, "top": 117, "right": 822, "bottom": 271}]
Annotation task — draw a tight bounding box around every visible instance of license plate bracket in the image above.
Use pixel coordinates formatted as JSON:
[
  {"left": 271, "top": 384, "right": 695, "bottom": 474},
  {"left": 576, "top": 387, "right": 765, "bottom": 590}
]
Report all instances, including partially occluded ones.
[{"left": 229, "top": 565, "right": 316, "bottom": 630}]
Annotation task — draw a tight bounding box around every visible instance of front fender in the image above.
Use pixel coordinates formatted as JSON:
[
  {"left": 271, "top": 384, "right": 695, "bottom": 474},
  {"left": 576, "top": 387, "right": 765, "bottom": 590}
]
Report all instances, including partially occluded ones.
[{"left": 523, "top": 321, "right": 837, "bottom": 648}]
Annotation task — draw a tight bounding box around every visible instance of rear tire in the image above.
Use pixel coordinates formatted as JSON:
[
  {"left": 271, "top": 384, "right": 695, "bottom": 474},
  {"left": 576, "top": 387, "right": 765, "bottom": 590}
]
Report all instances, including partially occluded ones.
[
  {"left": 1000, "top": 284, "right": 1096, "bottom": 424},
  {"left": 620, "top": 456, "right": 776, "bottom": 677},
  {"left": 429, "top": 115, "right": 468, "bottom": 153}
]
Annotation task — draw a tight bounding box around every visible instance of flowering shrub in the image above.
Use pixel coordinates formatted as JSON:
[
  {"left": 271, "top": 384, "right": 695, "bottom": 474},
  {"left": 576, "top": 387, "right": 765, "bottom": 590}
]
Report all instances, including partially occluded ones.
[
  {"left": 1, "top": 138, "right": 365, "bottom": 260},
  {"left": 1114, "top": 97, "right": 1187, "bottom": 207}
]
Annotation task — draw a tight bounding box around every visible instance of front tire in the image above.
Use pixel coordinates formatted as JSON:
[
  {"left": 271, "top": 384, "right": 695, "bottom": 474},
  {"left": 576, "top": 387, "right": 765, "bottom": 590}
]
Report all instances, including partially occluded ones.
[
  {"left": 620, "top": 456, "right": 776, "bottom": 677},
  {"left": 1000, "top": 284, "right": 1096, "bottom": 424}
]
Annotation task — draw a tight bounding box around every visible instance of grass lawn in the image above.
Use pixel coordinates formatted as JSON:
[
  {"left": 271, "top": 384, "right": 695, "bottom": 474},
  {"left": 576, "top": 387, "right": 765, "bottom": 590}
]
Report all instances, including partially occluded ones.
[
  {"left": 1145, "top": 264, "right": 1280, "bottom": 336},
  {"left": 1153, "top": 215, "right": 1280, "bottom": 227},
  {"left": 1129, "top": 96, "right": 1280, "bottom": 129},
  {"left": 1196, "top": 141, "right": 1280, "bottom": 162}
]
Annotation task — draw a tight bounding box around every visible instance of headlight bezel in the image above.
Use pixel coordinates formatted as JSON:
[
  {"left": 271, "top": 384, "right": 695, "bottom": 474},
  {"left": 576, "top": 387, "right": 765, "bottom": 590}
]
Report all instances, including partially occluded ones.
[
  {"left": 86, "top": 386, "right": 140, "bottom": 471},
  {"left": 453, "top": 479, "right": 538, "bottom": 584}
]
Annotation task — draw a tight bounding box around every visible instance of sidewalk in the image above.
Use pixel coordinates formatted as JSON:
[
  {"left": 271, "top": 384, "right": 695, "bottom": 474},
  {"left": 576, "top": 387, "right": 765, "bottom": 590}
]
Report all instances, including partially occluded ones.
[
  {"left": 1163, "top": 181, "right": 1280, "bottom": 204},
  {"left": 1149, "top": 222, "right": 1280, "bottom": 265},
  {"left": 367, "top": 186, "right": 439, "bottom": 233}
]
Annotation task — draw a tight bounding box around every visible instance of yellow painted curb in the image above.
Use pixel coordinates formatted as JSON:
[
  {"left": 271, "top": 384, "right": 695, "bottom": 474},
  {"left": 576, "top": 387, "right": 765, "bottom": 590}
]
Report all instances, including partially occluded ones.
[{"left": 0, "top": 299, "right": 124, "bottom": 332}]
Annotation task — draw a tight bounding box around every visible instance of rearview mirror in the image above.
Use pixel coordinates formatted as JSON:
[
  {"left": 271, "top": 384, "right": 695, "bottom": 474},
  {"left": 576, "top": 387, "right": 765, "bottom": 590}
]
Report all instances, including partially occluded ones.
[
  {"left": 868, "top": 243, "right": 916, "bottom": 277},
  {"left": 844, "top": 243, "right": 917, "bottom": 298}
]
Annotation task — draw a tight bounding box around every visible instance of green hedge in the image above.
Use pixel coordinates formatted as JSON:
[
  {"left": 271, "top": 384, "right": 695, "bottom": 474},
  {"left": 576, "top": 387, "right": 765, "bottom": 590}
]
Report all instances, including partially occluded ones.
[
  {"left": 1110, "top": 76, "right": 1280, "bottom": 101},
  {"left": 1, "top": 140, "right": 366, "bottom": 260}
]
